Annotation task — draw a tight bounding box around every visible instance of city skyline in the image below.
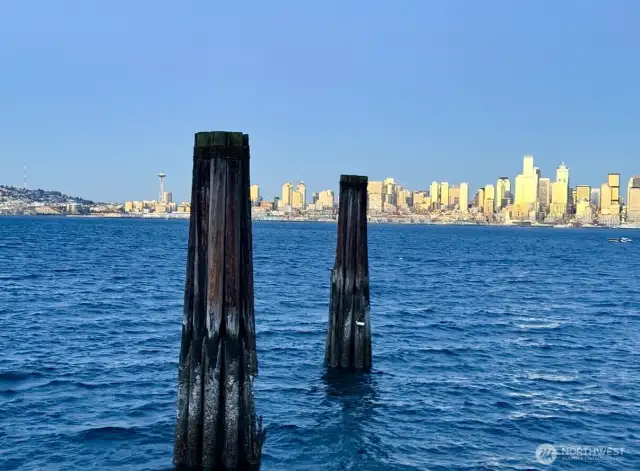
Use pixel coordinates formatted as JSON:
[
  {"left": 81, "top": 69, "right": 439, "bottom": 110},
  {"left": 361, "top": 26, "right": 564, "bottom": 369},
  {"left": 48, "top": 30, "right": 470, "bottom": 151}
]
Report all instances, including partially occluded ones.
[
  {"left": 2, "top": 2, "right": 640, "bottom": 203},
  {"left": 110, "top": 155, "right": 638, "bottom": 208}
]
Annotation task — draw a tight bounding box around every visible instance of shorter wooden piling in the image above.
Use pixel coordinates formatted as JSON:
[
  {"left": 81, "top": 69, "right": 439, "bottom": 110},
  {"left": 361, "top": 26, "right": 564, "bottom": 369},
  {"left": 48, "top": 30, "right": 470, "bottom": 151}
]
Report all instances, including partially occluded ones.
[{"left": 324, "top": 174, "right": 372, "bottom": 372}]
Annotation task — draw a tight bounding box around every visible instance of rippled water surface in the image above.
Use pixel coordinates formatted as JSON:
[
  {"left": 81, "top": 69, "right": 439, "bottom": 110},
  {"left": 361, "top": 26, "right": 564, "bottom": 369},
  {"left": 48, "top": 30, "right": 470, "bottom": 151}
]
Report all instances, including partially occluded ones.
[{"left": 1, "top": 217, "right": 639, "bottom": 470}]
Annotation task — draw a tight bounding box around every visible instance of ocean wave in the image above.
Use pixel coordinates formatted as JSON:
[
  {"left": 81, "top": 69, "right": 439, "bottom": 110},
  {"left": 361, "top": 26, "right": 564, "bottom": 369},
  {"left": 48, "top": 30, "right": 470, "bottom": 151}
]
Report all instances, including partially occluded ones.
[
  {"left": 518, "top": 322, "right": 561, "bottom": 329},
  {"left": 527, "top": 372, "right": 579, "bottom": 382}
]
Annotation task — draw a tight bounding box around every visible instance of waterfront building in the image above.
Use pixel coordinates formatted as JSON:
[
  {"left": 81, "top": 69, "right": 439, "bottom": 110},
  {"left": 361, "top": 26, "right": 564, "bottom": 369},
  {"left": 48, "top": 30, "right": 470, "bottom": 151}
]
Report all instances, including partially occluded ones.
[
  {"left": 367, "top": 181, "right": 383, "bottom": 212},
  {"left": 316, "top": 190, "right": 334, "bottom": 210}
]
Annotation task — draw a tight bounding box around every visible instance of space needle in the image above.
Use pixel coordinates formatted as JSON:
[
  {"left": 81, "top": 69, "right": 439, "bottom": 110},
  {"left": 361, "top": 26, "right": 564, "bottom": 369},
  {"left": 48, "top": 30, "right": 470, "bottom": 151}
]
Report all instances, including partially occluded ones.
[{"left": 158, "top": 172, "right": 166, "bottom": 202}]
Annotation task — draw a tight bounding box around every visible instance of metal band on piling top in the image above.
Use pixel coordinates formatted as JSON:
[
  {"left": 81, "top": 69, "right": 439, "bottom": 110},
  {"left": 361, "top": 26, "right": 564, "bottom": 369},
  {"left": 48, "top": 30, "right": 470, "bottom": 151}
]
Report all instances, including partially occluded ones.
[
  {"left": 194, "top": 131, "right": 250, "bottom": 160},
  {"left": 339, "top": 174, "right": 368, "bottom": 190}
]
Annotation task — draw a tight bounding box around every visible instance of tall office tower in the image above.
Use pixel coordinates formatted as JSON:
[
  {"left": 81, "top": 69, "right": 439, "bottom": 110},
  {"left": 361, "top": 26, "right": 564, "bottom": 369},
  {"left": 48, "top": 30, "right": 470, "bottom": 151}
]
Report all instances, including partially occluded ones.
[
  {"left": 627, "top": 176, "right": 640, "bottom": 222},
  {"left": 483, "top": 184, "right": 495, "bottom": 214},
  {"left": 474, "top": 188, "right": 486, "bottom": 210},
  {"left": 600, "top": 183, "right": 612, "bottom": 213},
  {"left": 440, "top": 182, "right": 450, "bottom": 209},
  {"left": 449, "top": 185, "right": 460, "bottom": 207},
  {"left": 608, "top": 173, "right": 621, "bottom": 204},
  {"left": 291, "top": 190, "right": 303, "bottom": 209},
  {"left": 367, "top": 181, "right": 383, "bottom": 212},
  {"left": 250, "top": 184, "right": 260, "bottom": 205},
  {"left": 576, "top": 185, "right": 590, "bottom": 203},
  {"left": 383, "top": 177, "right": 396, "bottom": 206},
  {"left": 297, "top": 182, "right": 307, "bottom": 209},
  {"left": 459, "top": 182, "right": 469, "bottom": 212},
  {"left": 537, "top": 178, "right": 551, "bottom": 213},
  {"left": 550, "top": 162, "right": 570, "bottom": 218},
  {"left": 281, "top": 182, "right": 293, "bottom": 206},
  {"left": 591, "top": 188, "right": 600, "bottom": 208},
  {"left": 396, "top": 188, "right": 411, "bottom": 209},
  {"left": 496, "top": 177, "right": 510, "bottom": 210},
  {"left": 163, "top": 192, "right": 173, "bottom": 204},
  {"left": 514, "top": 155, "right": 539, "bottom": 209},
  {"left": 430, "top": 181, "right": 440, "bottom": 210}
]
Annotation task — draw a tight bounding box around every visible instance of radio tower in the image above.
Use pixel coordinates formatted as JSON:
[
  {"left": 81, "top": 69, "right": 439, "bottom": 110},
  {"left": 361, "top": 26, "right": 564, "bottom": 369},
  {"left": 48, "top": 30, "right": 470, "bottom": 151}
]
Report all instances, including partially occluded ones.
[
  {"left": 23, "top": 161, "right": 27, "bottom": 189},
  {"left": 158, "top": 172, "right": 166, "bottom": 202}
]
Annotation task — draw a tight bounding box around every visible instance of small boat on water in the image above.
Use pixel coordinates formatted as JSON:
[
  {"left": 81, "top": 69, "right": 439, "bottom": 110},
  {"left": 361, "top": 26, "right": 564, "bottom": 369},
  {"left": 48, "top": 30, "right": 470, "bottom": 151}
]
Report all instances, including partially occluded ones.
[{"left": 608, "top": 237, "right": 632, "bottom": 243}]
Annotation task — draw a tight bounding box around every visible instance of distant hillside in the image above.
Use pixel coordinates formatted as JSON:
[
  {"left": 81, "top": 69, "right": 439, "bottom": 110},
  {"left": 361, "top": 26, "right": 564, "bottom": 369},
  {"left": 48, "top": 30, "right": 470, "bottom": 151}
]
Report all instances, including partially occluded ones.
[{"left": 0, "top": 185, "right": 96, "bottom": 205}]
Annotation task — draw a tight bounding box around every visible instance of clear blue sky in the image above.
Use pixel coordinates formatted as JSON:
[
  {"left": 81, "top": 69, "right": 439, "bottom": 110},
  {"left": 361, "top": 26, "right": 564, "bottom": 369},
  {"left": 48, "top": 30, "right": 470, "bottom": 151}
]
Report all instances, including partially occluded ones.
[{"left": 1, "top": 0, "right": 639, "bottom": 203}]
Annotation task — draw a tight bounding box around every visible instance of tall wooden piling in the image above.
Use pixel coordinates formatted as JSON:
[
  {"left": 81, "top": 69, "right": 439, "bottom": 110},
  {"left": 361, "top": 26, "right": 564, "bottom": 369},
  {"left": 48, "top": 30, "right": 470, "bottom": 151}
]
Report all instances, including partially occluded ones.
[
  {"left": 174, "top": 131, "right": 264, "bottom": 470},
  {"left": 324, "top": 175, "right": 372, "bottom": 372}
]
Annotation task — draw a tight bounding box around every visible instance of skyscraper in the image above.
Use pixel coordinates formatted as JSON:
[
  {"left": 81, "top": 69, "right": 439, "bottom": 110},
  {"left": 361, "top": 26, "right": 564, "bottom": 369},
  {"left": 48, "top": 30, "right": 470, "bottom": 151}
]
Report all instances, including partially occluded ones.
[
  {"left": 627, "top": 176, "right": 640, "bottom": 222},
  {"left": 496, "top": 177, "right": 510, "bottom": 211},
  {"left": 316, "top": 190, "right": 335, "bottom": 210},
  {"left": 297, "top": 182, "right": 307, "bottom": 209},
  {"left": 250, "top": 184, "right": 260, "bottom": 205},
  {"left": 367, "top": 181, "right": 383, "bottom": 212},
  {"left": 591, "top": 188, "right": 600, "bottom": 208},
  {"left": 383, "top": 177, "right": 396, "bottom": 206},
  {"left": 475, "top": 188, "right": 485, "bottom": 211},
  {"left": 550, "top": 162, "right": 570, "bottom": 218},
  {"left": 449, "top": 185, "right": 460, "bottom": 207},
  {"left": 430, "top": 181, "right": 440, "bottom": 210},
  {"left": 538, "top": 178, "right": 551, "bottom": 213},
  {"left": 515, "top": 155, "right": 538, "bottom": 209},
  {"left": 281, "top": 182, "right": 293, "bottom": 206},
  {"left": 484, "top": 184, "right": 495, "bottom": 214},
  {"left": 576, "top": 185, "right": 591, "bottom": 203},
  {"left": 440, "top": 182, "right": 449, "bottom": 209},
  {"left": 459, "top": 183, "right": 469, "bottom": 212}
]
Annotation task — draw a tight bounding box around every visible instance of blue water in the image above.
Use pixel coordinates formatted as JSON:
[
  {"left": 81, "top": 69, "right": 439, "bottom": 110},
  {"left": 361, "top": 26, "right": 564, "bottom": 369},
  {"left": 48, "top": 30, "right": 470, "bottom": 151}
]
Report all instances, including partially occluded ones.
[{"left": 1, "top": 217, "right": 639, "bottom": 470}]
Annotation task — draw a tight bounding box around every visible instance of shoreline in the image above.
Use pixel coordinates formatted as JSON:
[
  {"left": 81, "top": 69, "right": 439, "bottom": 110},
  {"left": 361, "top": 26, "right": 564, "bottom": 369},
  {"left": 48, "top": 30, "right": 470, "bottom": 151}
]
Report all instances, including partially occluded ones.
[{"left": 2, "top": 213, "right": 639, "bottom": 230}]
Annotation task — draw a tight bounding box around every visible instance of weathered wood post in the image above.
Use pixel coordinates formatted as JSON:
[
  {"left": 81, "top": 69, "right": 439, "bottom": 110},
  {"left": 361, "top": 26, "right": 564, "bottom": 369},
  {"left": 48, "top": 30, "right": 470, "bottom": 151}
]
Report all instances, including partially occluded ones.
[
  {"left": 324, "top": 174, "right": 372, "bottom": 372},
  {"left": 174, "top": 131, "right": 264, "bottom": 469}
]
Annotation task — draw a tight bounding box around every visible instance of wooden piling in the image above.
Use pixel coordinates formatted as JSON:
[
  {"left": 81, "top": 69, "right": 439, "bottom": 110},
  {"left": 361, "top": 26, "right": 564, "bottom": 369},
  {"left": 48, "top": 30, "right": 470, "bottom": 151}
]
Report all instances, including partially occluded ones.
[
  {"left": 174, "top": 131, "right": 264, "bottom": 470},
  {"left": 324, "top": 175, "right": 372, "bottom": 372}
]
